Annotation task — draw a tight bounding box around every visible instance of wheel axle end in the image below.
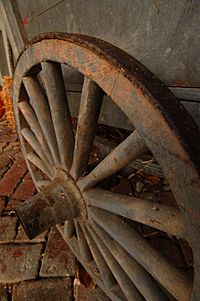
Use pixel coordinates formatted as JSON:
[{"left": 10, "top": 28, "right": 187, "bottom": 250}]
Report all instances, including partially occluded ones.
[{"left": 15, "top": 176, "right": 80, "bottom": 239}]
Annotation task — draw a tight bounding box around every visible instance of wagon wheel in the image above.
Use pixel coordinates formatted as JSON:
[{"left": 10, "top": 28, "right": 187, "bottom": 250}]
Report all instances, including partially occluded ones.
[{"left": 13, "top": 33, "right": 200, "bottom": 301}]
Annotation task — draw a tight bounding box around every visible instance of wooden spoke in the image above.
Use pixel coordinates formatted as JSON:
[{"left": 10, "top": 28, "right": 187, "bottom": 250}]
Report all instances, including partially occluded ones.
[
  {"left": 41, "top": 62, "right": 74, "bottom": 170},
  {"left": 61, "top": 234, "right": 125, "bottom": 301},
  {"left": 70, "top": 77, "right": 104, "bottom": 180},
  {"left": 26, "top": 152, "right": 53, "bottom": 179},
  {"left": 18, "top": 101, "right": 54, "bottom": 165},
  {"left": 74, "top": 221, "right": 92, "bottom": 262},
  {"left": 37, "top": 180, "right": 51, "bottom": 189},
  {"left": 64, "top": 220, "right": 75, "bottom": 238},
  {"left": 21, "top": 128, "right": 54, "bottom": 176},
  {"left": 78, "top": 130, "right": 147, "bottom": 191},
  {"left": 89, "top": 226, "right": 144, "bottom": 301},
  {"left": 91, "top": 221, "right": 169, "bottom": 301},
  {"left": 90, "top": 208, "right": 192, "bottom": 301},
  {"left": 23, "top": 76, "right": 60, "bottom": 166},
  {"left": 84, "top": 188, "right": 185, "bottom": 237},
  {"left": 81, "top": 224, "right": 116, "bottom": 289}
]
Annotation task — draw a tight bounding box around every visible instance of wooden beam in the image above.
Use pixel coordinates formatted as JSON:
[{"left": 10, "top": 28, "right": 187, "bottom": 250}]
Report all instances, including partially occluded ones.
[{"left": 0, "top": 0, "right": 28, "bottom": 61}]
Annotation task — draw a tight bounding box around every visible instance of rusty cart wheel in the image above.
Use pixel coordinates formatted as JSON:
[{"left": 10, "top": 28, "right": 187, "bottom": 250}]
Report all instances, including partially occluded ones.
[{"left": 13, "top": 33, "right": 200, "bottom": 301}]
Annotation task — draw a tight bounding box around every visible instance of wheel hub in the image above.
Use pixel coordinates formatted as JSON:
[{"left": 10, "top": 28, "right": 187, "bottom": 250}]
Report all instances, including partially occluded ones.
[{"left": 16, "top": 170, "right": 87, "bottom": 239}]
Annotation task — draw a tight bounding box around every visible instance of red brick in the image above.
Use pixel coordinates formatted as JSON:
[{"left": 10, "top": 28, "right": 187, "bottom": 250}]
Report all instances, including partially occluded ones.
[
  {"left": 40, "top": 227, "right": 76, "bottom": 277},
  {"left": 15, "top": 225, "right": 48, "bottom": 243},
  {"left": 0, "top": 143, "right": 21, "bottom": 179},
  {"left": 0, "top": 121, "right": 17, "bottom": 143},
  {"left": 0, "top": 134, "right": 17, "bottom": 143},
  {"left": 0, "top": 197, "right": 6, "bottom": 215},
  {"left": 0, "top": 244, "right": 43, "bottom": 283},
  {"left": 75, "top": 282, "right": 110, "bottom": 301},
  {"left": 12, "top": 278, "right": 72, "bottom": 301},
  {"left": 5, "top": 198, "right": 22, "bottom": 212},
  {"left": 0, "top": 143, "right": 7, "bottom": 153},
  {"left": 6, "top": 141, "right": 20, "bottom": 151},
  {"left": 0, "top": 154, "right": 27, "bottom": 197},
  {"left": 0, "top": 217, "right": 18, "bottom": 242},
  {"left": 0, "top": 165, "right": 10, "bottom": 181},
  {"left": 12, "top": 173, "right": 36, "bottom": 200},
  {"left": 0, "top": 127, "right": 11, "bottom": 138},
  {"left": 0, "top": 157, "right": 13, "bottom": 180}
]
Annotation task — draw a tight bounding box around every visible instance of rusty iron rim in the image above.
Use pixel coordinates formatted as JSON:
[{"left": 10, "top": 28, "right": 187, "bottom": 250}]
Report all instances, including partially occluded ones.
[{"left": 13, "top": 33, "right": 200, "bottom": 301}]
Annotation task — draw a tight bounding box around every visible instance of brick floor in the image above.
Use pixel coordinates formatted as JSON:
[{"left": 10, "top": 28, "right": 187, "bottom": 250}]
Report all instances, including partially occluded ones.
[
  {"left": 40, "top": 227, "right": 76, "bottom": 278},
  {"left": 12, "top": 278, "right": 73, "bottom": 301},
  {"left": 12, "top": 172, "right": 36, "bottom": 200},
  {"left": 5, "top": 198, "right": 23, "bottom": 212},
  {"left": 75, "top": 282, "right": 110, "bottom": 301},
  {"left": 0, "top": 216, "right": 18, "bottom": 242},
  {"left": 0, "top": 119, "right": 77, "bottom": 301},
  {"left": 0, "top": 153, "right": 27, "bottom": 197},
  {"left": 0, "top": 119, "right": 110, "bottom": 301},
  {"left": 0, "top": 244, "right": 43, "bottom": 283},
  {"left": 15, "top": 225, "right": 47, "bottom": 243},
  {"left": 0, "top": 197, "right": 6, "bottom": 215},
  {"left": 0, "top": 142, "right": 7, "bottom": 153},
  {"left": 0, "top": 142, "right": 20, "bottom": 179},
  {"left": 0, "top": 118, "right": 193, "bottom": 301}
]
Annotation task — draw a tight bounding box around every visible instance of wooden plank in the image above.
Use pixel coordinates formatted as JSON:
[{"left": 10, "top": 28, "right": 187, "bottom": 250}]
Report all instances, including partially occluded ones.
[
  {"left": 14, "top": 0, "right": 200, "bottom": 88},
  {"left": 2, "top": 0, "right": 200, "bottom": 130},
  {"left": 62, "top": 68, "right": 200, "bottom": 128},
  {"left": 67, "top": 91, "right": 200, "bottom": 130},
  {"left": 0, "top": 17, "right": 13, "bottom": 85},
  {"left": 0, "top": 31, "right": 9, "bottom": 77},
  {"left": 17, "top": 0, "right": 64, "bottom": 22},
  {"left": 17, "top": 0, "right": 68, "bottom": 40},
  {"left": 0, "top": 2, "right": 18, "bottom": 63},
  {"left": 68, "top": 92, "right": 134, "bottom": 131},
  {"left": 1, "top": 0, "right": 28, "bottom": 57},
  {"left": 0, "top": 25, "right": 13, "bottom": 85},
  {"left": 62, "top": 66, "right": 200, "bottom": 102},
  {"left": 181, "top": 101, "right": 200, "bottom": 128},
  {"left": 170, "top": 87, "right": 200, "bottom": 102}
]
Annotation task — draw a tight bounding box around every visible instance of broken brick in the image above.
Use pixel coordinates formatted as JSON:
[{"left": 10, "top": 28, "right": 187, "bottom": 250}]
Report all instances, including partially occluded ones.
[
  {"left": 0, "top": 197, "right": 6, "bottom": 215},
  {"left": 75, "top": 282, "right": 110, "bottom": 301},
  {"left": 12, "top": 278, "right": 72, "bottom": 301},
  {"left": 5, "top": 198, "right": 23, "bottom": 212},
  {"left": 0, "top": 154, "right": 27, "bottom": 197},
  {"left": 40, "top": 227, "right": 76, "bottom": 277},
  {"left": 12, "top": 173, "right": 36, "bottom": 200},
  {"left": 0, "top": 244, "right": 43, "bottom": 283},
  {"left": 15, "top": 225, "right": 48, "bottom": 243},
  {"left": 0, "top": 216, "right": 18, "bottom": 242}
]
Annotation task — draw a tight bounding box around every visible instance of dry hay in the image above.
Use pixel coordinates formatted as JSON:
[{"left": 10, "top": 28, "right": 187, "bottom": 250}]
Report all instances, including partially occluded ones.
[
  {"left": 0, "top": 76, "right": 16, "bottom": 131},
  {"left": 0, "top": 87, "right": 5, "bottom": 119}
]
